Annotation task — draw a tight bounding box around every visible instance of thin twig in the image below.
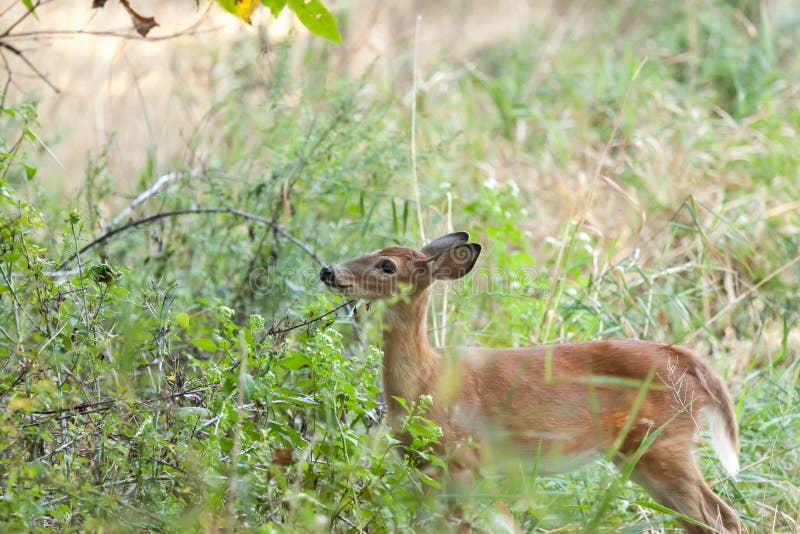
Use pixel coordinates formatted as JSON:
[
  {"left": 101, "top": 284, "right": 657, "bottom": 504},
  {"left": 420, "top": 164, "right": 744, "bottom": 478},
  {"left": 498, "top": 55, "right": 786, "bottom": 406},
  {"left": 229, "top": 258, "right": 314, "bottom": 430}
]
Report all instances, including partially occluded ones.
[
  {"left": 0, "top": 323, "right": 14, "bottom": 344},
  {"left": 37, "top": 433, "right": 82, "bottom": 462},
  {"left": 710, "top": 443, "right": 800, "bottom": 488},
  {"left": 0, "top": 0, "right": 216, "bottom": 98},
  {"left": 4, "top": 0, "right": 216, "bottom": 43},
  {"left": 3, "top": 25, "right": 224, "bottom": 42},
  {"left": 0, "top": 365, "right": 29, "bottom": 401},
  {"left": 32, "top": 399, "right": 115, "bottom": 416},
  {"left": 686, "top": 254, "right": 800, "bottom": 342},
  {"left": 0, "top": 41, "right": 60, "bottom": 93},
  {"left": 167, "top": 386, "right": 209, "bottom": 399},
  {"left": 0, "top": 0, "right": 45, "bottom": 38},
  {"left": 0, "top": 263, "right": 23, "bottom": 349},
  {"left": 100, "top": 475, "right": 177, "bottom": 488},
  {"left": 0, "top": 2, "right": 20, "bottom": 20},
  {"left": 57, "top": 207, "right": 325, "bottom": 270},
  {"left": 265, "top": 299, "right": 357, "bottom": 339},
  {"left": 70, "top": 221, "right": 91, "bottom": 335},
  {"left": 0, "top": 48, "right": 12, "bottom": 110}
]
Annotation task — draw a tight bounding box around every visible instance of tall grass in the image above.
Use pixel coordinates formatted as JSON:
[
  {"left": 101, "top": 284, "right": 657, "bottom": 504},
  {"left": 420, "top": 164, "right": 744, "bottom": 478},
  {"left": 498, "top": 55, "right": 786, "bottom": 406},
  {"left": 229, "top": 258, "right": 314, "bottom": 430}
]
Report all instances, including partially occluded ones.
[{"left": 1, "top": 0, "right": 799, "bottom": 531}]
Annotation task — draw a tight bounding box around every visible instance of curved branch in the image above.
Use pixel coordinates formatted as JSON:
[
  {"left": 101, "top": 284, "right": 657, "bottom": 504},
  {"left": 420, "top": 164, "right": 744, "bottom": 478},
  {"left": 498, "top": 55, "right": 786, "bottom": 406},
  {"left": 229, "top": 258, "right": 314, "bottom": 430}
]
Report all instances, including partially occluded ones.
[
  {"left": 3, "top": 1, "right": 219, "bottom": 44},
  {"left": 57, "top": 207, "right": 325, "bottom": 270},
  {"left": 267, "top": 298, "right": 357, "bottom": 338}
]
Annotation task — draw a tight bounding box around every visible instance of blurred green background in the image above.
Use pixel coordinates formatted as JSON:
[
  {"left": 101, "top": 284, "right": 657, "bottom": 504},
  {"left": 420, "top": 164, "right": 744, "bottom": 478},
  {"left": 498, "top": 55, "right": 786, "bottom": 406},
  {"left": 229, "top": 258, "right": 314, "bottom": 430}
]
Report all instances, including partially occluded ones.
[{"left": 1, "top": 0, "right": 798, "bottom": 531}]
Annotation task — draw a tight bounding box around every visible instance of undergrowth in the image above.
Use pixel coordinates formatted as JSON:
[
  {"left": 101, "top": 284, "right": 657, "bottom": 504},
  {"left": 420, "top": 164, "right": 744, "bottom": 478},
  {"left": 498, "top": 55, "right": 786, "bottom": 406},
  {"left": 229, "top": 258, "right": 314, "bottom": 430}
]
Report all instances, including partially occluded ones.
[{"left": 1, "top": 0, "right": 799, "bottom": 531}]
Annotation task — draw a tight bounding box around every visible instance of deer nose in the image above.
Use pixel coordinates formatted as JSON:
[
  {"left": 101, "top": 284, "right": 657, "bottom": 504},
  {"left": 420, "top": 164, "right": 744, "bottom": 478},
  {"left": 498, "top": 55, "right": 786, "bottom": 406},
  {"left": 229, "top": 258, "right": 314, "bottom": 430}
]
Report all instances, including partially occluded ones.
[{"left": 320, "top": 265, "right": 334, "bottom": 283}]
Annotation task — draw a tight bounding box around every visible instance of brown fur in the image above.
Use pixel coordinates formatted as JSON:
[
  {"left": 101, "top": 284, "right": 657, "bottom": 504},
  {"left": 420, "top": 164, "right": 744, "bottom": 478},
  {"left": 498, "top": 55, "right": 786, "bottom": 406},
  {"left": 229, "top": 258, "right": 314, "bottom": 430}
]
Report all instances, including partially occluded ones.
[{"left": 323, "top": 234, "right": 741, "bottom": 533}]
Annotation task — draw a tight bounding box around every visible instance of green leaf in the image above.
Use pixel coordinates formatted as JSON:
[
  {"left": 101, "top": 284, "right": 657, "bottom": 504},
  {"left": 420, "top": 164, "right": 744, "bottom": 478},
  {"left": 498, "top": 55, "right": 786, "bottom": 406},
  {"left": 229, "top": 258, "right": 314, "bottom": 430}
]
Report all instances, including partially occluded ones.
[
  {"left": 175, "top": 312, "right": 190, "bottom": 329},
  {"left": 286, "top": 0, "right": 341, "bottom": 43},
  {"left": 276, "top": 353, "right": 310, "bottom": 370},
  {"left": 223, "top": 373, "right": 237, "bottom": 395},
  {"left": 261, "top": 0, "right": 287, "bottom": 17},
  {"left": 23, "top": 162, "right": 36, "bottom": 180},
  {"left": 241, "top": 372, "right": 256, "bottom": 401},
  {"left": 216, "top": 0, "right": 234, "bottom": 12},
  {"left": 22, "top": 0, "right": 39, "bottom": 20},
  {"left": 418, "top": 472, "right": 442, "bottom": 489},
  {"left": 273, "top": 387, "right": 318, "bottom": 406},
  {"left": 268, "top": 420, "right": 307, "bottom": 447},
  {"left": 243, "top": 326, "right": 254, "bottom": 346},
  {"left": 391, "top": 396, "right": 408, "bottom": 411},
  {"left": 629, "top": 500, "right": 708, "bottom": 527},
  {"left": 190, "top": 338, "right": 218, "bottom": 352},
  {"left": 406, "top": 421, "right": 439, "bottom": 439}
]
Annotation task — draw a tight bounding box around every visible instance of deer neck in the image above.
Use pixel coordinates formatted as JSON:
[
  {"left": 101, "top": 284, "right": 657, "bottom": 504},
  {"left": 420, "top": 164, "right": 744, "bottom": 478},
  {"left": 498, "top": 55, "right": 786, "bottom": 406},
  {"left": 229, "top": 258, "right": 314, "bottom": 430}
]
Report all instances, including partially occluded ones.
[{"left": 381, "top": 287, "right": 440, "bottom": 423}]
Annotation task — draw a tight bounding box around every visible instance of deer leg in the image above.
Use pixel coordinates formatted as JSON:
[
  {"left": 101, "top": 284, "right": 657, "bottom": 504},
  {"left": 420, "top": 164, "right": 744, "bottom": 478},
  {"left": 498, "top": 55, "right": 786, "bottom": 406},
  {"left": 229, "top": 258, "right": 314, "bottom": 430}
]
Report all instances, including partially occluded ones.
[
  {"left": 446, "top": 465, "right": 517, "bottom": 533},
  {"left": 493, "top": 499, "right": 518, "bottom": 534},
  {"left": 444, "top": 465, "right": 475, "bottom": 533},
  {"left": 627, "top": 447, "right": 740, "bottom": 534}
]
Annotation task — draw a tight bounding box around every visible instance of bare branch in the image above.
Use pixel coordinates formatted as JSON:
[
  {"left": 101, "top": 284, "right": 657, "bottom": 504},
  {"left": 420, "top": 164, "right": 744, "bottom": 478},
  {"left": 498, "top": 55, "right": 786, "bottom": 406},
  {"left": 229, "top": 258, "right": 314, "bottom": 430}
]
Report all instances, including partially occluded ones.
[
  {"left": 0, "top": 0, "right": 216, "bottom": 98},
  {"left": 0, "top": 48, "right": 12, "bottom": 109},
  {"left": 0, "top": 3, "right": 21, "bottom": 20},
  {"left": 57, "top": 207, "right": 326, "bottom": 270},
  {"left": 266, "top": 298, "right": 357, "bottom": 338},
  {"left": 0, "top": 364, "right": 29, "bottom": 401},
  {"left": 0, "top": 0, "right": 47, "bottom": 38},
  {"left": 3, "top": 1, "right": 217, "bottom": 43},
  {"left": 0, "top": 41, "right": 60, "bottom": 93}
]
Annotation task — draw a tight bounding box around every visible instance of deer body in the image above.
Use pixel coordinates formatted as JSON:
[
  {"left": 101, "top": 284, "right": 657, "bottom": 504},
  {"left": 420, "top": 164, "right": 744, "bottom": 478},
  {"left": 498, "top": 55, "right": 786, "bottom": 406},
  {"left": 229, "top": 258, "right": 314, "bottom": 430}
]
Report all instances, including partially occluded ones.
[{"left": 321, "top": 232, "right": 740, "bottom": 533}]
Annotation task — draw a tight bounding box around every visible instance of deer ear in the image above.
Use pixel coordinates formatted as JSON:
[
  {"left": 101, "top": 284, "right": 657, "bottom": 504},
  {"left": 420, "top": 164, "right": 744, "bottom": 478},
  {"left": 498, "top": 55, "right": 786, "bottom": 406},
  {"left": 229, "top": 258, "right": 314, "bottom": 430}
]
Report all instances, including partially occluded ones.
[
  {"left": 421, "top": 232, "right": 470, "bottom": 257},
  {"left": 431, "top": 243, "right": 482, "bottom": 280}
]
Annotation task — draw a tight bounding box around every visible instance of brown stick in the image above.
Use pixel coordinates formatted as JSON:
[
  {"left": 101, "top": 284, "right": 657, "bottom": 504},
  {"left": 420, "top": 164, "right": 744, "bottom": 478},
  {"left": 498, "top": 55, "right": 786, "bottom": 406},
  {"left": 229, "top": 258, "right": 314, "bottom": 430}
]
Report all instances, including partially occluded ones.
[{"left": 57, "top": 207, "right": 325, "bottom": 270}]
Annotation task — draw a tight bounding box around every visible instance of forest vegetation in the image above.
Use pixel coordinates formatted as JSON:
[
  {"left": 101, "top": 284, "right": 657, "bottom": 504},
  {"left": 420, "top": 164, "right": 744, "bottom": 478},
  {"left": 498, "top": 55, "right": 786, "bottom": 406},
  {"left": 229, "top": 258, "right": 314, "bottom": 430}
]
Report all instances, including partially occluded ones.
[{"left": 1, "top": 0, "right": 799, "bottom": 531}]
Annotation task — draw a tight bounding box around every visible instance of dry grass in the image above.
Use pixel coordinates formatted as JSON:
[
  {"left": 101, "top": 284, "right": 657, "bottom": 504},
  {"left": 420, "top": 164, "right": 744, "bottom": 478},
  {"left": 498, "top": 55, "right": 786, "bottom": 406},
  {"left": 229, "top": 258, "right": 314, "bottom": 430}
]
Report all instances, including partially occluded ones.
[{"left": 2, "top": 0, "right": 799, "bottom": 530}]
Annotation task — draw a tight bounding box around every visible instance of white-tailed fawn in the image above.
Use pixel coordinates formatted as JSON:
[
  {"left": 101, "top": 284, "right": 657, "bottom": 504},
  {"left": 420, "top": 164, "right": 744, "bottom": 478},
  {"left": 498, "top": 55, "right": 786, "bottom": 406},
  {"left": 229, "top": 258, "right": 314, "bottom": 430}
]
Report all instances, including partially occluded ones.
[{"left": 320, "top": 232, "right": 740, "bottom": 533}]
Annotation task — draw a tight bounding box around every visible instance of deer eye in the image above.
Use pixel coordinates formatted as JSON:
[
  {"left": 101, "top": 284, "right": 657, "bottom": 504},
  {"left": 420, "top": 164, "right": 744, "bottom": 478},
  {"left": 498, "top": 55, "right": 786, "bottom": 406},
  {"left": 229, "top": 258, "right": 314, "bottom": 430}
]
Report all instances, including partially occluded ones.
[{"left": 379, "top": 259, "right": 397, "bottom": 274}]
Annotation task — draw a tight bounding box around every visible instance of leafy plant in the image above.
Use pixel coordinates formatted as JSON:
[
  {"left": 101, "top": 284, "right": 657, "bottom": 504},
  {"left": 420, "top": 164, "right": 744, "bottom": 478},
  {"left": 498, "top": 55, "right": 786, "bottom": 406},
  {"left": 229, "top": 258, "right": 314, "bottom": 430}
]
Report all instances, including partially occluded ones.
[
  {"left": 2, "top": 1, "right": 799, "bottom": 530},
  {"left": 216, "top": 0, "right": 341, "bottom": 42}
]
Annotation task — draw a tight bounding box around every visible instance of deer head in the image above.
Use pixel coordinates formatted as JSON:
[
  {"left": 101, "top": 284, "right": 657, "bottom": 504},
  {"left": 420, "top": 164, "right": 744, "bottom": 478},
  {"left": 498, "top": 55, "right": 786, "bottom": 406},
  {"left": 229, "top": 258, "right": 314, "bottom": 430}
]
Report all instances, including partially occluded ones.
[{"left": 319, "top": 232, "right": 482, "bottom": 300}]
